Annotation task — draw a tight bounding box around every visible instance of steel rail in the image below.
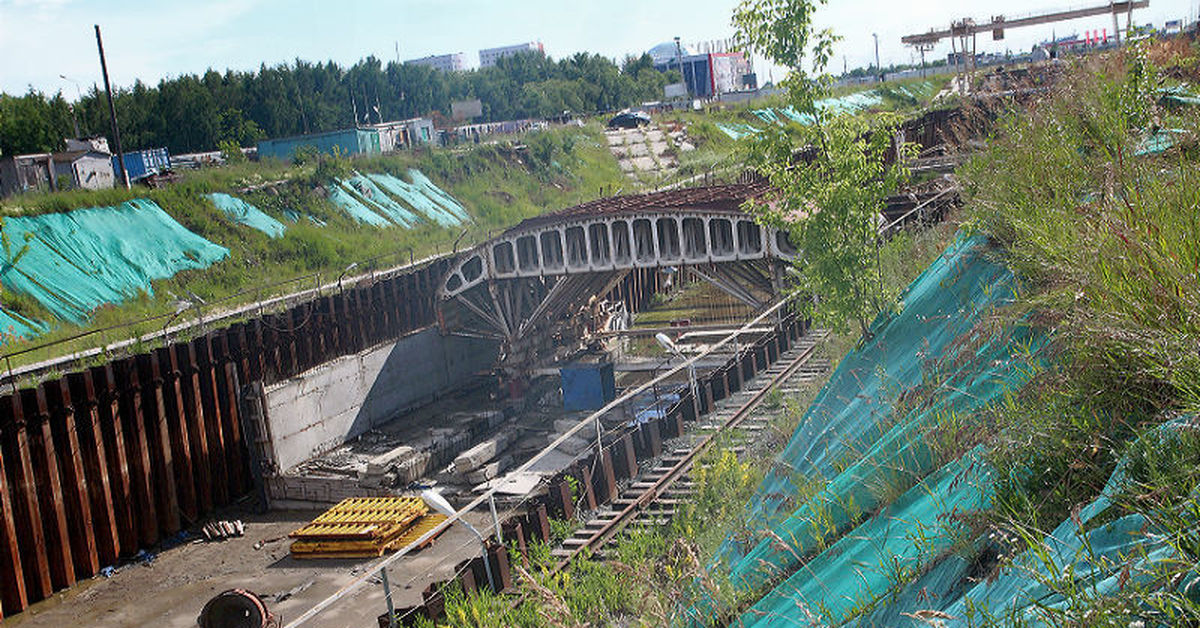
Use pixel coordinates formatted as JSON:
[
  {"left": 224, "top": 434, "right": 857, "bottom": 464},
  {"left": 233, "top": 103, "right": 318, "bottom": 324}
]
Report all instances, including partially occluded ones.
[{"left": 550, "top": 331, "right": 823, "bottom": 571}]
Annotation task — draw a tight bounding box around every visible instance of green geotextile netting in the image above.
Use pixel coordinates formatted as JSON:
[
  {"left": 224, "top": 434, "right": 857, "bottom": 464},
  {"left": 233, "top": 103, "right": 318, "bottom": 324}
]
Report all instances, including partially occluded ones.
[
  {"left": 0, "top": 308, "right": 45, "bottom": 344},
  {"left": 343, "top": 173, "right": 418, "bottom": 227},
  {"left": 328, "top": 184, "right": 392, "bottom": 227},
  {"left": 694, "top": 234, "right": 1049, "bottom": 624},
  {"left": 695, "top": 233, "right": 1199, "bottom": 627},
  {"left": 206, "top": 193, "right": 287, "bottom": 238},
  {"left": 331, "top": 169, "right": 469, "bottom": 229},
  {"left": 0, "top": 199, "right": 229, "bottom": 324},
  {"left": 716, "top": 122, "right": 762, "bottom": 140},
  {"left": 367, "top": 170, "right": 470, "bottom": 227},
  {"left": 731, "top": 446, "right": 994, "bottom": 627},
  {"left": 848, "top": 416, "right": 1200, "bottom": 628},
  {"left": 732, "top": 81, "right": 943, "bottom": 137}
]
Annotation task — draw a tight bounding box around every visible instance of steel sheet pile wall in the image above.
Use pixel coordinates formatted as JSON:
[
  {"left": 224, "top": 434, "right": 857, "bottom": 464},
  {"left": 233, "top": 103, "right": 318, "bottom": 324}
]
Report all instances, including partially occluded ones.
[
  {"left": 378, "top": 311, "right": 809, "bottom": 626},
  {"left": 0, "top": 257, "right": 455, "bottom": 618}
]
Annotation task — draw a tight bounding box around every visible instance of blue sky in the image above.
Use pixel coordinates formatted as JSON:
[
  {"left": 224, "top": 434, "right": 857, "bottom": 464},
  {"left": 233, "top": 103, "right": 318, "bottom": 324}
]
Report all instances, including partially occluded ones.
[{"left": 1, "top": 0, "right": 1195, "bottom": 97}]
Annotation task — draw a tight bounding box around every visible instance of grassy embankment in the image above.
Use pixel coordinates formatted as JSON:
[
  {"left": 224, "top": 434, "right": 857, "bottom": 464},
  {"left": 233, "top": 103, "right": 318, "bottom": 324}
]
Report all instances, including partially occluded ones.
[{"left": 0, "top": 123, "right": 628, "bottom": 368}]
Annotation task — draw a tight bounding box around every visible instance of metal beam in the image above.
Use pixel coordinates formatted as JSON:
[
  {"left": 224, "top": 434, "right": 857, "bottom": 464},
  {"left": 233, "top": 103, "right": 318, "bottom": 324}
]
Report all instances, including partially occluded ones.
[
  {"left": 902, "top": 1, "right": 1149, "bottom": 45},
  {"left": 453, "top": 292, "right": 506, "bottom": 336},
  {"left": 690, "top": 265, "right": 767, "bottom": 310}
]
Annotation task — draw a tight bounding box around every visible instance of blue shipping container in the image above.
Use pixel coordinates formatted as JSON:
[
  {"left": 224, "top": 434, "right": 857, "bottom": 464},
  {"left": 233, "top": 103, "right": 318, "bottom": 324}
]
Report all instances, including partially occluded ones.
[
  {"left": 113, "top": 148, "right": 171, "bottom": 182},
  {"left": 256, "top": 128, "right": 382, "bottom": 162},
  {"left": 560, "top": 360, "right": 616, "bottom": 411}
]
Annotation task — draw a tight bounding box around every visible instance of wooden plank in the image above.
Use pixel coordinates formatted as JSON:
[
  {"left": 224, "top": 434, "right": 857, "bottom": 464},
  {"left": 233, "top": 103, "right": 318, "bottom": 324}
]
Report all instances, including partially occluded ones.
[
  {"left": 93, "top": 364, "right": 138, "bottom": 553},
  {"left": 21, "top": 388, "right": 75, "bottom": 590},
  {"left": 67, "top": 371, "right": 121, "bottom": 567},
  {"left": 154, "top": 349, "right": 196, "bottom": 525},
  {"left": 0, "top": 419, "right": 28, "bottom": 615},
  {"left": 174, "top": 344, "right": 213, "bottom": 514},
  {"left": 2, "top": 396, "right": 52, "bottom": 600},
  {"left": 42, "top": 380, "right": 99, "bottom": 578},
  {"left": 194, "top": 337, "right": 229, "bottom": 507}
]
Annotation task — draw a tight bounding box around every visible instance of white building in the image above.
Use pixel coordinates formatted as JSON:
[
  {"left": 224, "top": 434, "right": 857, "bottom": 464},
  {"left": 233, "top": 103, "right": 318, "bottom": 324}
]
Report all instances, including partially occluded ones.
[
  {"left": 53, "top": 150, "right": 115, "bottom": 191},
  {"left": 405, "top": 53, "right": 465, "bottom": 73},
  {"left": 478, "top": 42, "right": 544, "bottom": 68}
]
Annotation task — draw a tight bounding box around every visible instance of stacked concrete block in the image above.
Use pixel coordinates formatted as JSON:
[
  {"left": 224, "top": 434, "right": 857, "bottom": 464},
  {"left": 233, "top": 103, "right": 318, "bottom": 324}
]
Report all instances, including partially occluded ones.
[{"left": 452, "top": 433, "right": 514, "bottom": 476}]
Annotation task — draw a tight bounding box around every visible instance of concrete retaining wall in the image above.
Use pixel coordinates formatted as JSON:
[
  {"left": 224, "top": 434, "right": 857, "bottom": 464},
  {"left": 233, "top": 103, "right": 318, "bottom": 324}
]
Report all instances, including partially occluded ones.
[{"left": 264, "top": 327, "right": 498, "bottom": 471}]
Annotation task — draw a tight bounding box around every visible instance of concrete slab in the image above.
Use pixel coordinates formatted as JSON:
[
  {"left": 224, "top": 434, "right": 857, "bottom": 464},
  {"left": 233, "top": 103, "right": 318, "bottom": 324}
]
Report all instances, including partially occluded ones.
[{"left": 14, "top": 506, "right": 497, "bottom": 628}]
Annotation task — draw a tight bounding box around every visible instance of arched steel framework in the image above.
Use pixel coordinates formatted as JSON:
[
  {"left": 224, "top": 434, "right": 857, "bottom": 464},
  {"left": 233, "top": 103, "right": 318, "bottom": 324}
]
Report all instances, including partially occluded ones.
[{"left": 436, "top": 184, "right": 797, "bottom": 370}]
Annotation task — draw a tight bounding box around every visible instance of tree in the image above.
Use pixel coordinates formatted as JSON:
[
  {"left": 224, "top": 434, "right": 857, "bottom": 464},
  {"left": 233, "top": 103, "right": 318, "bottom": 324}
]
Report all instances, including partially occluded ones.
[
  {"left": 733, "top": 0, "right": 914, "bottom": 337},
  {"left": 2, "top": 51, "right": 677, "bottom": 156}
]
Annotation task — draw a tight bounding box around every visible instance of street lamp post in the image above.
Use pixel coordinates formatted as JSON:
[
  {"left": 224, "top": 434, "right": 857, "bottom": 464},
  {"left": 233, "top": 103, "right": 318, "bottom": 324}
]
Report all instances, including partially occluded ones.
[
  {"left": 674, "top": 36, "right": 689, "bottom": 98},
  {"left": 421, "top": 489, "right": 496, "bottom": 590},
  {"left": 59, "top": 74, "right": 83, "bottom": 137},
  {"left": 337, "top": 262, "right": 359, "bottom": 292}
]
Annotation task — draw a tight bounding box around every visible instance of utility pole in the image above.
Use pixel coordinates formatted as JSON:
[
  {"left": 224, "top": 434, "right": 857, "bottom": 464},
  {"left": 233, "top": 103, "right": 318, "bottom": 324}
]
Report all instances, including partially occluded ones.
[
  {"left": 873, "top": 33, "right": 881, "bottom": 81},
  {"left": 95, "top": 24, "right": 129, "bottom": 189}
]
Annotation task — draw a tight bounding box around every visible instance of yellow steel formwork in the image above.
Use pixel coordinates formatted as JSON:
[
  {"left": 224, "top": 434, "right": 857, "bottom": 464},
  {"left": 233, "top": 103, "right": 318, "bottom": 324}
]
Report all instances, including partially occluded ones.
[{"left": 289, "top": 496, "right": 434, "bottom": 558}]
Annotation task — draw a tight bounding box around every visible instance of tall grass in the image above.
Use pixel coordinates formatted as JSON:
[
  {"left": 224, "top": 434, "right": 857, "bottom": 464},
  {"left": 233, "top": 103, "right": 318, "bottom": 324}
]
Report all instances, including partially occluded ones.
[{"left": 961, "top": 43, "right": 1200, "bottom": 621}]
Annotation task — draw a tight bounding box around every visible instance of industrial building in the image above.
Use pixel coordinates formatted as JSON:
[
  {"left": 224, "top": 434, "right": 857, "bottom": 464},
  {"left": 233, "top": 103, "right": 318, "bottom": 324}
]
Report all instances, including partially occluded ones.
[
  {"left": 479, "top": 41, "right": 544, "bottom": 68},
  {"left": 651, "top": 46, "right": 755, "bottom": 99},
  {"left": 367, "top": 118, "right": 438, "bottom": 152},
  {"left": 406, "top": 52, "right": 465, "bottom": 72},
  {"left": 256, "top": 128, "right": 382, "bottom": 162}
]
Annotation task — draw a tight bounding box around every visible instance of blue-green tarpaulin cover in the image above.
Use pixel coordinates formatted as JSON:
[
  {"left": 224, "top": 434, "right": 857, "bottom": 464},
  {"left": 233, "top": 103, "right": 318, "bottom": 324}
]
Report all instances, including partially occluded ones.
[
  {"left": 1134, "top": 128, "right": 1186, "bottom": 157},
  {"left": 206, "top": 193, "right": 286, "bottom": 238},
  {"left": 0, "top": 199, "right": 229, "bottom": 324},
  {"left": 737, "top": 81, "right": 941, "bottom": 136}
]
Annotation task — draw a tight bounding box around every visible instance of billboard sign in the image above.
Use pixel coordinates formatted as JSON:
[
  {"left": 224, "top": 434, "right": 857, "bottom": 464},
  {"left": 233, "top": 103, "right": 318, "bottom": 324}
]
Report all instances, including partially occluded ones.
[
  {"left": 451, "top": 99, "right": 483, "bottom": 121},
  {"left": 664, "top": 82, "right": 688, "bottom": 99}
]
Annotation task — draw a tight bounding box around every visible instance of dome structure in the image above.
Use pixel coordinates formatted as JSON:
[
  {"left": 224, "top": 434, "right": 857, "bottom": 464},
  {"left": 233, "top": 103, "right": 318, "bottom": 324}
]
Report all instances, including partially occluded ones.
[{"left": 648, "top": 41, "right": 693, "bottom": 66}]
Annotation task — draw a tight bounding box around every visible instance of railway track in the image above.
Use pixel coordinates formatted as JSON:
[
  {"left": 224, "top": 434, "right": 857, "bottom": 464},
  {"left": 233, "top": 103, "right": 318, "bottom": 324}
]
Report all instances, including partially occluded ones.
[{"left": 550, "top": 329, "right": 831, "bottom": 564}]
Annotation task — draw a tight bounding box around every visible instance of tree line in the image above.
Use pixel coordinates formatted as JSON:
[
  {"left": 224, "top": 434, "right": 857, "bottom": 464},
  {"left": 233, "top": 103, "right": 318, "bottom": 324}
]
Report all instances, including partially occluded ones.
[{"left": 0, "top": 51, "right": 677, "bottom": 156}]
